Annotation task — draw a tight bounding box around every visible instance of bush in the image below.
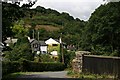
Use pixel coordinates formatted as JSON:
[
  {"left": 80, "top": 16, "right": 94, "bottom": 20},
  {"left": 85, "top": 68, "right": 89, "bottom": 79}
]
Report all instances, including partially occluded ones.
[
  {"left": 2, "top": 60, "right": 65, "bottom": 76},
  {"left": 27, "top": 61, "right": 65, "bottom": 72},
  {"left": 59, "top": 50, "right": 75, "bottom": 68},
  {"left": 2, "top": 61, "right": 21, "bottom": 76},
  {"left": 39, "top": 54, "right": 55, "bottom": 62}
]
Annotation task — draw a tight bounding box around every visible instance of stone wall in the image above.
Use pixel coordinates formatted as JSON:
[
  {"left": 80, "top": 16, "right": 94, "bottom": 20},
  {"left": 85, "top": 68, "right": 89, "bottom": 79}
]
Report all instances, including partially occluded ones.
[{"left": 72, "top": 51, "right": 90, "bottom": 73}]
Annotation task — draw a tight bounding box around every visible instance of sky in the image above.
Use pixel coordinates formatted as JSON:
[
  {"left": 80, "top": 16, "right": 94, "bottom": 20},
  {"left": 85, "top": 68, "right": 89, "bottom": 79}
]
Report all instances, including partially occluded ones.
[{"left": 31, "top": 0, "right": 105, "bottom": 21}]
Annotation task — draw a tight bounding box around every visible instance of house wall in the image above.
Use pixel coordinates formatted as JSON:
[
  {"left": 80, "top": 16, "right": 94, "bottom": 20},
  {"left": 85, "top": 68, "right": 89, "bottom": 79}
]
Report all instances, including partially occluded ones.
[
  {"left": 45, "top": 38, "right": 60, "bottom": 55},
  {"left": 40, "top": 46, "right": 47, "bottom": 53},
  {"left": 47, "top": 44, "right": 60, "bottom": 55},
  {"left": 31, "top": 42, "right": 40, "bottom": 52}
]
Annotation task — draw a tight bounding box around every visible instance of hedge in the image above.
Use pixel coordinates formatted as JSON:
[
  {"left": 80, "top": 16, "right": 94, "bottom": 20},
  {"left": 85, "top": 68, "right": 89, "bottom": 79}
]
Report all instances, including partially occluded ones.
[
  {"left": 2, "top": 60, "right": 65, "bottom": 76},
  {"left": 27, "top": 62, "right": 65, "bottom": 72},
  {"left": 2, "top": 61, "right": 21, "bottom": 75}
]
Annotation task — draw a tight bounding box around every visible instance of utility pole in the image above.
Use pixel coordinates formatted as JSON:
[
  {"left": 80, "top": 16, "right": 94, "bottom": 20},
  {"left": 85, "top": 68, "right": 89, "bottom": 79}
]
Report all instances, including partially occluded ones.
[
  {"left": 61, "top": 43, "right": 64, "bottom": 64},
  {"left": 60, "top": 33, "right": 64, "bottom": 64},
  {"left": 37, "top": 31, "right": 41, "bottom": 62}
]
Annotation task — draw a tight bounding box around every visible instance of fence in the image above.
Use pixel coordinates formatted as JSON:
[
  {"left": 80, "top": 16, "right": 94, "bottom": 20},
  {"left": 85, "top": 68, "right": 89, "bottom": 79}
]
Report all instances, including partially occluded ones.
[{"left": 82, "top": 55, "right": 120, "bottom": 78}]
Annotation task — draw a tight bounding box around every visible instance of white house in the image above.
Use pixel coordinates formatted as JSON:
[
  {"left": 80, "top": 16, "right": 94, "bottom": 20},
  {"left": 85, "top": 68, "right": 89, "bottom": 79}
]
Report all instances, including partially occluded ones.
[
  {"left": 4, "top": 37, "right": 18, "bottom": 46},
  {"left": 39, "top": 41, "right": 48, "bottom": 54},
  {"left": 45, "top": 38, "right": 60, "bottom": 56},
  {"left": 45, "top": 38, "right": 60, "bottom": 45}
]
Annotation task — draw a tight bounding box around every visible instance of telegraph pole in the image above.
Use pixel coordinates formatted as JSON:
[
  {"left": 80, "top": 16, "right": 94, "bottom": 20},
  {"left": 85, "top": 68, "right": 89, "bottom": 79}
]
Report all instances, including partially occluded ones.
[
  {"left": 61, "top": 43, "right": 64, "bottom": 64},
  {"left": 60, "top": 33, "right": 64, "bottom": 64}
]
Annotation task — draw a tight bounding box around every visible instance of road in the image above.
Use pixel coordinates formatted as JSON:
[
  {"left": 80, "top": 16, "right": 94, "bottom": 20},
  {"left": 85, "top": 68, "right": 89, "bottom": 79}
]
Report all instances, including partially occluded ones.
[
  {"left": 14, "top": 71, "right": 80, "bottom": 80},
  {"left": 18, "top": 71, "right": 68, "bottom": 78}
]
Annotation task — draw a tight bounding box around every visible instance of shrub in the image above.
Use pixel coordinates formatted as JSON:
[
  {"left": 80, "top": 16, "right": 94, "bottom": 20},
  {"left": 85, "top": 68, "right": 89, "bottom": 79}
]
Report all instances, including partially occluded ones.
[
  {"left": 2, "top": 60, "right": 65, "bottom": 76},
  {"left": 4, "top": 37, "right": 34, "bottom": 61},
  {"left": 2, "top": 61, "right": 21, "bottom": 76},
  {"left": 27, "top": 62, "right": 65, "bottom": 72},
  {"left": 60, "top": 50, "right": 75, "bottom": 68}
]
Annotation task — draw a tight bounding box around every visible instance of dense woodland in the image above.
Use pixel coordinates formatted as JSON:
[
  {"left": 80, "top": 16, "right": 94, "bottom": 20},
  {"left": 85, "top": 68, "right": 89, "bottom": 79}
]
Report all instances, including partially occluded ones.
[{"left": 2, "top": 1, "right": 120, "bottom": 56}]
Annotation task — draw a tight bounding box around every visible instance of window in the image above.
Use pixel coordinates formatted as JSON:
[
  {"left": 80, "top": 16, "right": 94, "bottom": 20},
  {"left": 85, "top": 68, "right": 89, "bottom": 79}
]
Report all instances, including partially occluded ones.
[
  {"left": 52, "top": 44, "right": 58, "bottom": 46},
  {"left": 33, "top": 43, "right": 38, "bottom": 48}
]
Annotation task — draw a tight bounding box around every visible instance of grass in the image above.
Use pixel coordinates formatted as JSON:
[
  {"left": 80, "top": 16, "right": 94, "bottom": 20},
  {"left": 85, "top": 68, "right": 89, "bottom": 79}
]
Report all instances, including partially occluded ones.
[
  {"left": 67, "top": 70, "right": 115, "bottom": 79},
  {"left": 35, "top": 25, "right": 60, "bottom": 31},
  {"left": 2, "top": 72, "right": 24, "bottom": 79},
  {"left": 2, "top": 72, "right": 45, "bottom": 79}
]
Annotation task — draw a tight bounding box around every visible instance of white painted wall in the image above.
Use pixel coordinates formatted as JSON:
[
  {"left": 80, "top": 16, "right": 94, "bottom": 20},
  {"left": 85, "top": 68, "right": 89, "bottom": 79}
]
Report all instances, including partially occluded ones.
[
  {"left": 40, "top": 46, "right": 47, "bottom": 53},
  {"left": 50, "top": 51, "right": 58, "bottom": 56}
]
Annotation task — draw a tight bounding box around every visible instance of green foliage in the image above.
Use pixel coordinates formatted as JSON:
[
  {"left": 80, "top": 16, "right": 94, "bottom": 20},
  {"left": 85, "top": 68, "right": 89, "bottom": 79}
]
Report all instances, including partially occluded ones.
[
  {"left": 81, "top": 2, "right": 120, "bottom": 56},
  {"left": 2, "top": 2, "right": 85, "bottom": 50},
  {"left": 2, "top": 60, "right": 65, "bottom": 76},
  {"left": 3, "top": 2, "right": 120, "bottom": 57},
  {"left": 64, "top": 50, "right": 76, "bottom": 68},
  {"left": 2, "top": 61, "right": 21, "bottom": 76},
  {"left": 12, "top": 20, "right": 29, "bottom": 37},
  {"left": 4, "top": 37, "right": 34, "bottom": 61},
  {"left": 34, "top": 54, "right": 55, "bottom": 62},
  {"left": 67, "top": 70, "right": 114, "bottom": 79},
  {"left": 110, "top": 50, "right": 120, "bottom": 56},
  {"left": 58, "top": 49, "right": 75, "bottom": 68},
  {"left": 28, "top": 62, "right": 65, "bottom": 72},
  {"left": 2, "top": 2, "right": 25, "bottom": 40}
]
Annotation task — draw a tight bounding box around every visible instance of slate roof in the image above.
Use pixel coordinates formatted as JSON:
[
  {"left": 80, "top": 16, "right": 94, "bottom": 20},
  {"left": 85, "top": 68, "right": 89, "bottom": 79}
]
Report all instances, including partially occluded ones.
[
  {"left": 29, "top": 39, "right": 48, "bottom": 46},
  {"left": 39, "top": 41, "right": 48, "bottom": 46},
  {"left": 54, "top": 39, "right": 60, "bottom": 43},
  {"left": 29, "top": 39, "right": 36, "bottom": 43}
]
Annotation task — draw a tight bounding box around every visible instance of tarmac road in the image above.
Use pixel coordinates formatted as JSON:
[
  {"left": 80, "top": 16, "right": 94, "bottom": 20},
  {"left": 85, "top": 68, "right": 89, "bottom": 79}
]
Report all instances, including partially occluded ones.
[
  {"left": 17, "top": 71, "right": 68, "bottom": 78},
  {"left": 13, "top": 71, "right": 81, "bottom": 80}
]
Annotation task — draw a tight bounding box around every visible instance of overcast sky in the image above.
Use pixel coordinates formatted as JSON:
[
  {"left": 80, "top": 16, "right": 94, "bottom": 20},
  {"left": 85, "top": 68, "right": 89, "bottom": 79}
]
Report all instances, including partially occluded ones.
[{"left": 31, "top": 0, "right": 105, "bottom": 21}]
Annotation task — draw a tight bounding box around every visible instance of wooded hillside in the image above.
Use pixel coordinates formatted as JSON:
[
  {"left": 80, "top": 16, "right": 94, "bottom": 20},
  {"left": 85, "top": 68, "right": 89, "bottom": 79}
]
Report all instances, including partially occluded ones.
[{"left": 2, "top": 1, "right": 120, "bottom": 56}]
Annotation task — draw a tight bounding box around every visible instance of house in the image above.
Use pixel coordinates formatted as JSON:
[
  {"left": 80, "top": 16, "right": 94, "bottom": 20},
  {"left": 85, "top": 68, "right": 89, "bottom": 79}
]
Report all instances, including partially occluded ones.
[
  {"left": 4, "top": 37, "right": 18, "bottom": 46},
  {"left": 30, "top": 37, "right": 66, "bottom": 56},
  {"left": 39, "top": 41, "right": 48, "bottom": 54},
  {"left": 45, "top": 38, "right": 60, "bottom": 56},
  {"left": 30, "top": 39, "right": 39, "bottom": 52},
  {"left": 29, "top": 39, "right": 48, "bottom": 54},
  {"left": 67, "top": 44, "right": 76, "bottom": 51}
]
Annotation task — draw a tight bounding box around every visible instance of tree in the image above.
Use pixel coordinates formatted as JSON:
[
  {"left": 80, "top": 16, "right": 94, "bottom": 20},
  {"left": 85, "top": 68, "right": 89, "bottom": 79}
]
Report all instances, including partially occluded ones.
[
  {"left": 2, "top": 1, "right": 37, "bottom": 40},
  {"left": 12, "top": 20, "right": 29, "bottom": 37},
  {"left": 58, "top": 49, "right": 75, "bottom": 67},
  {"left": 5, "top": 37, "right": 34, "bottom": 61},
  {"left": 2, "top": 2, "right": 25, "bottom": 40},
  {"left": 82, "top": 2, "right": 120, "bottom": 56}
]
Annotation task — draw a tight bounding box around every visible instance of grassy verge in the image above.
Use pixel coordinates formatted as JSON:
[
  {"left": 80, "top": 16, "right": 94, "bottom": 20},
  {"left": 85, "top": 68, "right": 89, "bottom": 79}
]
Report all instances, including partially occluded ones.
[
  {"left": 2, "top": 72, "right": 43, "bottom": 79},
  {"left": 3, "top": 72, "right": 25, "bottom": 79},
  {"left": 67, "top": 70, "right": 115, "bottom": 79}
]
